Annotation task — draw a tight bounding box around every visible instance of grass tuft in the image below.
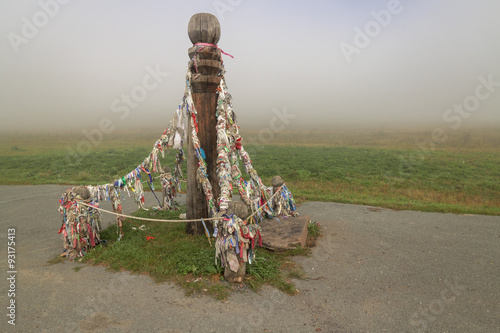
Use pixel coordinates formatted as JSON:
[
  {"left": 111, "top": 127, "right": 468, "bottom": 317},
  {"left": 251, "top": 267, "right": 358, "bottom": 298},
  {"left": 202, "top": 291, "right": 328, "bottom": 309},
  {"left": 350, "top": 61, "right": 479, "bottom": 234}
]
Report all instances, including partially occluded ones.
[{"left": 46, "top": 254, "right": 65, "bottom": 265}]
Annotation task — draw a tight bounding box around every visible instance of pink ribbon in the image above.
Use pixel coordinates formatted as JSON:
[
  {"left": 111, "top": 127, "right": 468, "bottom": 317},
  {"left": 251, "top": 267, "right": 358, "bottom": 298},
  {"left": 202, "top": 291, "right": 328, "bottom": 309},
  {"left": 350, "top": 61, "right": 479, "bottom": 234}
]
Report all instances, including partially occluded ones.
[{"left": 194, "top": 42, "right": 234, "bottom": 59}]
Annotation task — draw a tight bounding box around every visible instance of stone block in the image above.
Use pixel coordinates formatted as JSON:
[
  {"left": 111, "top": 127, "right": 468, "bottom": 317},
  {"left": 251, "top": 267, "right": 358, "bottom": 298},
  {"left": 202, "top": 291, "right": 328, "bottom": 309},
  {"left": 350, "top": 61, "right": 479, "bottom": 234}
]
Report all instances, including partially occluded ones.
[
  {"left": 227, "top": 201, "right": 249, "bottom": 219},
  {"left": 73, "top": 186, "right": 90, "bottom": 200},
  {"left": 271, "top": 175, "right": 284, "bottom": 193},
  {"left": 259, "top": 215, "right": 310, "bottom": 251}
]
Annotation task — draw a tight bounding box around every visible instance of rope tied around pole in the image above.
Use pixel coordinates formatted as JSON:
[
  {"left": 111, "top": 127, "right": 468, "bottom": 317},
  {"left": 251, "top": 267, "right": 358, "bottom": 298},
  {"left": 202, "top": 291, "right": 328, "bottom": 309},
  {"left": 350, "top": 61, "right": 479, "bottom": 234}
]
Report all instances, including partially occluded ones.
[
  {"left": 193, "top": 42, "right": 234, "bottom": 58},
  {"left": 192, "top": 42, "right": 233, "bottom": 73}
]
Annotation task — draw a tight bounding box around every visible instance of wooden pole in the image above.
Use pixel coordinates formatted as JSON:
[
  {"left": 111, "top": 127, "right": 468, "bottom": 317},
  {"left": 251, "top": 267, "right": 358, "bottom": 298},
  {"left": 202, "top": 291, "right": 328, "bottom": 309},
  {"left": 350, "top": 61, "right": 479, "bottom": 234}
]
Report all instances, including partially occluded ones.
[{"left": 185, "top": 13, "right": 223, "bottom": 235}]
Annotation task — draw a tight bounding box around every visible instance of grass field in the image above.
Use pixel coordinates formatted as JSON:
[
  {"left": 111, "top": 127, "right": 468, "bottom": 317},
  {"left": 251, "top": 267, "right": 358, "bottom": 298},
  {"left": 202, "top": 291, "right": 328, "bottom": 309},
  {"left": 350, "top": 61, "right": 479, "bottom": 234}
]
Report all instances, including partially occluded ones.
[{"left": 1, "top": 126, "right": 499, "bottom": 215}]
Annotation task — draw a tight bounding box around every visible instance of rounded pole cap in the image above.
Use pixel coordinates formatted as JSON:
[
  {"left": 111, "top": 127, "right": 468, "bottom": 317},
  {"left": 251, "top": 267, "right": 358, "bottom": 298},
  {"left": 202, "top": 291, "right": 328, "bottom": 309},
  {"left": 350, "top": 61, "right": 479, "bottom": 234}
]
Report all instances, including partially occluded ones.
[{"left": 188, "top": 13, "right": 221, "bottom": 45}]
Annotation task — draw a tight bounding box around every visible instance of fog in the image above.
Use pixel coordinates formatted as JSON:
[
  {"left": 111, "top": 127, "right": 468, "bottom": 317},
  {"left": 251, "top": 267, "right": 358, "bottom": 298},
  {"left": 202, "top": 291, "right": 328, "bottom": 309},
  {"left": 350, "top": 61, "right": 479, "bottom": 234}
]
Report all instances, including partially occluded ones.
[{"left": 1, "top": 0, "right": 499, "bottom": 136}]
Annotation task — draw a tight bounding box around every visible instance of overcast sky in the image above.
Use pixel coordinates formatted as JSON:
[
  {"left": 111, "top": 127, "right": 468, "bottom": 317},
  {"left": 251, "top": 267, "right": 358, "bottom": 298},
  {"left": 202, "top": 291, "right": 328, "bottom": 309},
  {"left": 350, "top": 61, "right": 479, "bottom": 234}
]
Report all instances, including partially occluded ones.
[{"left": 0, "top": 0, "right": 499, "bottom": 134}]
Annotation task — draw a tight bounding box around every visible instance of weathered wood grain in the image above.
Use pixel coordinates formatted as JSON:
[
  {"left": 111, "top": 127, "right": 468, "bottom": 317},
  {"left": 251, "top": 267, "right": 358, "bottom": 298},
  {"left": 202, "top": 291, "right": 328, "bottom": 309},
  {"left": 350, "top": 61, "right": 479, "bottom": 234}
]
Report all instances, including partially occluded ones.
[{"left": 185, "top": 13, "right": 222, "bottom": 235}]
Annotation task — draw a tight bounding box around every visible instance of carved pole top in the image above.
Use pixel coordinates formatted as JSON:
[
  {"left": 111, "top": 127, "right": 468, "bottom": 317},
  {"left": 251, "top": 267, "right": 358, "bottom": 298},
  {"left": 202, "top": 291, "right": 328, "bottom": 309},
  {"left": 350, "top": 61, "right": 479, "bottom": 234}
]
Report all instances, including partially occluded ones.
[{"left": 188, "top": 13, "right": 221, "bottom": 45}]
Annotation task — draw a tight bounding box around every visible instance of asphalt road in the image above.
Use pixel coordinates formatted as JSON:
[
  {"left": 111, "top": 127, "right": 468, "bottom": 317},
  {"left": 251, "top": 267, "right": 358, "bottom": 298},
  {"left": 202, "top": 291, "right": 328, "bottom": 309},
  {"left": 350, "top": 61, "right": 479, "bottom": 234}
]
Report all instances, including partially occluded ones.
[{"left": 0, "top": 185, "right": 498, "bottom": 333}]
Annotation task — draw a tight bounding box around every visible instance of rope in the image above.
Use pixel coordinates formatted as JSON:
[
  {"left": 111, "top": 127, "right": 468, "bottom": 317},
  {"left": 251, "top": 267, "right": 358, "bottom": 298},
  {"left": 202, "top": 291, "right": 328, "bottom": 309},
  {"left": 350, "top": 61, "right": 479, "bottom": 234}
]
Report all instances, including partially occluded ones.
[
  {"left": 78, "top": 202, "right": 219, "bottom": 223},
  {"left": 123, "top": 217, "right": 142, "bottom": 228},
  {"left": 79, "top": 184, "right": 287, "bottom": 224}
]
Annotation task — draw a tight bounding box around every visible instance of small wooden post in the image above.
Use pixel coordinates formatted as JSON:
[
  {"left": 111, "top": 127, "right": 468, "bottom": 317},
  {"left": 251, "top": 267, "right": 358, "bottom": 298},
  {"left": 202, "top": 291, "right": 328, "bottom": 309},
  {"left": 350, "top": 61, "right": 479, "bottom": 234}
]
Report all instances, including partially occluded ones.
[{"left": 185, "top": 13, "right": 223, "bottom": 235}]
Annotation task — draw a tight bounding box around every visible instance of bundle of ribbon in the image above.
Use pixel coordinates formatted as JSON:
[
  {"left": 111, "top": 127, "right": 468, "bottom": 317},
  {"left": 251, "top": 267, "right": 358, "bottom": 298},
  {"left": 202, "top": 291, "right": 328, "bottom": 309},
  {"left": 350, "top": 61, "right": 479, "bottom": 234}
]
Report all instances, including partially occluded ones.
[
  {"left": 215, "top": 215, "right": 262, "bottom": 272},
  {"left": 57, "top": 60, "right": 298, "bottom": 268},
  {"left": 159, "top": 166, "right": 177, "bottom": 211},
  {"left": 58, "top": 187, "right": 102, "bottom": 260}
]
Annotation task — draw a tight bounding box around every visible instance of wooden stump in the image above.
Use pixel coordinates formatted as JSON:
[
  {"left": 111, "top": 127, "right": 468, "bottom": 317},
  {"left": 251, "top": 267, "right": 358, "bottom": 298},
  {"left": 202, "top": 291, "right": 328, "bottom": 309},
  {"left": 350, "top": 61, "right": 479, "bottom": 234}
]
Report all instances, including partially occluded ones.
[{"left": 224, "top": 261, "right": 246, "bottom": 283}]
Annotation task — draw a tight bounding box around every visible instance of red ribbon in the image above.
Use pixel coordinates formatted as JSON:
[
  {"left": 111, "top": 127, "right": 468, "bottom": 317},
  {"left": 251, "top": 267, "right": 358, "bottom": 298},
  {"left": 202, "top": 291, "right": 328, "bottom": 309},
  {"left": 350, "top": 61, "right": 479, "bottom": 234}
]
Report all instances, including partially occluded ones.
[
  {"left": 191, "top": 113, "right": 198, "bottom": 133},
  {"left": 235, "top": 138, "right": 242, "bottom": 150},
  {"left": 88, "top": 224, "right": 95, "bottom": 247}
]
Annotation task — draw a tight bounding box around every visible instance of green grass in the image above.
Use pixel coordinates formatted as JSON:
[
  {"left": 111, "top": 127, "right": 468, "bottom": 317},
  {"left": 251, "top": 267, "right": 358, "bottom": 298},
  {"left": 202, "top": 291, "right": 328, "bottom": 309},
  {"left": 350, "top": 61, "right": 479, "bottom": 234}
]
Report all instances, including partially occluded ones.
[
  {"left": 83, "top": 206, "right": 230, "bottom": 299},
  {"left": 46, "top": 255, "right": 65, "bottom": 265},
  {"left": 1, "top": 129, "right": 499, "bottom": 215},
  {"left": 1, "top": 142, "right": 499, "bottom": 215},
  {"left": 82, "top": 206, "right": 308, "bottom": 300},
  {"left": 0, "top": 146, "right": 168, "bottom": 185},
  {"left": 251, "top": 146, "right": 500, "bottom": 215},
  {"left": 308, "top": 221, "right": 321, "bottom": 239}
]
